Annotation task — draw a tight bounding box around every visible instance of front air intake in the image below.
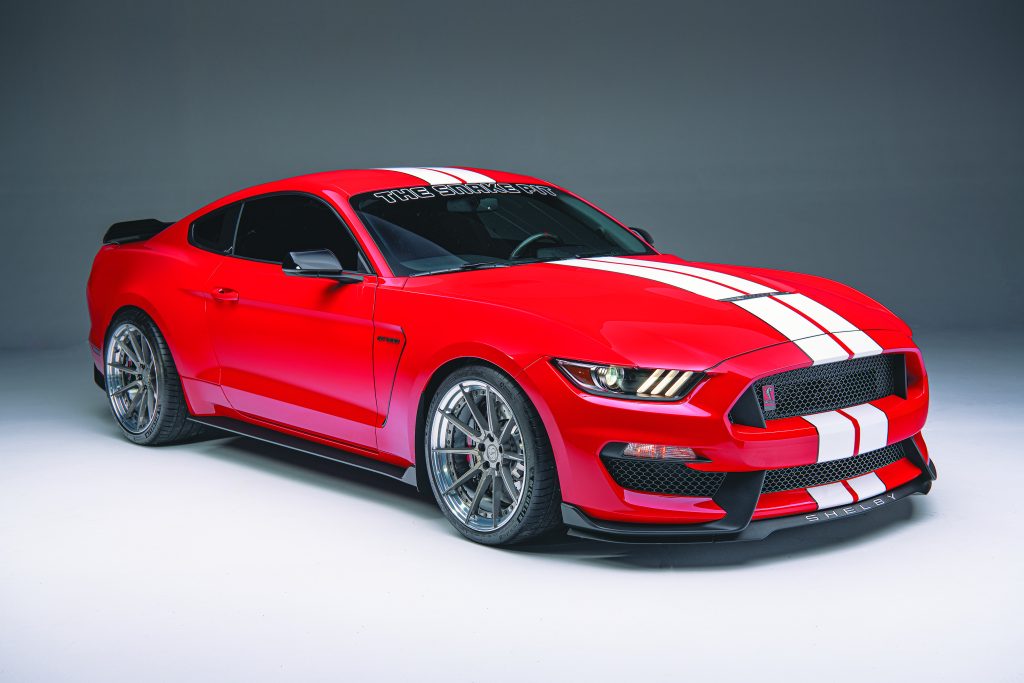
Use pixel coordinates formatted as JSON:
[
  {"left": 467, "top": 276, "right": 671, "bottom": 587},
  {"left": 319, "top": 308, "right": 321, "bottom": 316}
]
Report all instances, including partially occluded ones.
[
  {"left": 760, "top": 440, "right": 909, "bottom": 494},
  {"left": 601, "top": 457, "right": 726, "bottom": 497}
]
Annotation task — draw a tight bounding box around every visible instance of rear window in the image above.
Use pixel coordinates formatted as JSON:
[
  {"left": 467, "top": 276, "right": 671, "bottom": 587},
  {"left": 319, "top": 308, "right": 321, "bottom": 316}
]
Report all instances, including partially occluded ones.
[{"left": 190, "top": 203, "right": 241, "bottom": 253}]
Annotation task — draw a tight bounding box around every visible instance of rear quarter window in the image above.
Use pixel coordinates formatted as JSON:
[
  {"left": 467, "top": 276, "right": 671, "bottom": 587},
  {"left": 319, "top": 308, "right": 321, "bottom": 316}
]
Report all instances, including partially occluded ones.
[{"left": 190, "top": 203, "right": 241, "bottom": 253}]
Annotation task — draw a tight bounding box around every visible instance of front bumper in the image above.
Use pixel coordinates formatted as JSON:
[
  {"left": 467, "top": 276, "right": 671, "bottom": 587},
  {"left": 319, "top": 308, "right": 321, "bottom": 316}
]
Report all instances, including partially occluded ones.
[
  {"left": 561, "top": 452, "right": 936, "bottom": 543},
  {"left": 519, "top": 329, "right": 931, "bottom": 531}
]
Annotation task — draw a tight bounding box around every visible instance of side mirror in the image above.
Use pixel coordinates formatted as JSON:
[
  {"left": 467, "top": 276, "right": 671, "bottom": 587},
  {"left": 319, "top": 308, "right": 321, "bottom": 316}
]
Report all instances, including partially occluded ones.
[
  {"left": 630, "top": 227, "right": 654, "bottom": 246},
  {"left": 283, "top": 249, "right": 363, "bottom": 283}
]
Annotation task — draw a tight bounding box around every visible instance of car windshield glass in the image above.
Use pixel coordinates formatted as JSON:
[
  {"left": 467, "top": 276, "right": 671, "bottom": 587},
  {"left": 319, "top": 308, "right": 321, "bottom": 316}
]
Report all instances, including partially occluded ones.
[{"left": 350, "top": 184, "right": 654, "bottom": 276}]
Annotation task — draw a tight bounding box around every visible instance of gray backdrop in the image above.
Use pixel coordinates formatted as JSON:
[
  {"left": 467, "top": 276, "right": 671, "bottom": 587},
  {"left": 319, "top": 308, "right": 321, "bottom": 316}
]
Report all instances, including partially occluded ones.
[{"left": 2, "top": 0, "right": 1021, "bottom": 350}]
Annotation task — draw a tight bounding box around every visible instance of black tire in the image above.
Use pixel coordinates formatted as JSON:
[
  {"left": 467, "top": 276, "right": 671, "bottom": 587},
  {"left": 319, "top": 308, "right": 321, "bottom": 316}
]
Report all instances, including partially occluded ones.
[
  {"left": 424, "top": 364, "right": 563, "bottom": 545},
  {"left": 103, "top": 308, "right": 205, "bottom": 446}
]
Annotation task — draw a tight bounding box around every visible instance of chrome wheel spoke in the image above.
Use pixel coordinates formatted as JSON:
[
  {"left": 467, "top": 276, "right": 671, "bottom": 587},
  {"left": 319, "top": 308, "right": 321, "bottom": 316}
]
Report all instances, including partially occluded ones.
[
  {"left": 458, "top": 384, "right": 487, "bottom": 435},
  {"left": 115, "top": 339, "right": 143, "bottom": 367},
  {"left": 107, "top": 363, "right": 142, "bottom": 375},
  {"left": 128, "top": 331, "right": 145, "bottom": 365},
  {"left": 127, "top": 385, "right": 146, "bottom": 418},
  {"left": 467, "top": 471, "right": 492, "bottom": 519},
  {"left": 442, "top": 464, "right": 483, "bottom": 495},
  {"left": 491, "top": 473, "right": 502, "bottom": 528},
  {"left": 497, "top": 416, "right": 514, "bottom": 445},
  {"left": 433, "top": 448, "right": 477, "bottom": 456},
  {"left": 138, "top": 389, "right": 149, "bottom": 425},
  {"left": 111, "top": 380, "right": 142, "bottom": 396},
  {"left": 500, "top": 466, "right": 519, "bottom": 506},
  {"left": 443, "top": 410, "right": 482, "bottom": 440},
  {"left": 484, "top": 387, "right": 498, "bottom": 435}
]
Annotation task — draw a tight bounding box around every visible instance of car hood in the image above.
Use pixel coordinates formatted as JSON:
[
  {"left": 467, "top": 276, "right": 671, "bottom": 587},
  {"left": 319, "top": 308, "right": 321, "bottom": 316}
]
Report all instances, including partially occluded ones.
[{"left": 401, "top": 255, "right": 909, "bottom": 370}]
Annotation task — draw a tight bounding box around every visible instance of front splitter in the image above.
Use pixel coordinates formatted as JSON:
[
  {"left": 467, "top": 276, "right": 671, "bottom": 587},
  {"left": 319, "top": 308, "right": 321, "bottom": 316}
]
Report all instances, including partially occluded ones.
[{"left": 562, "top": 460, "right": 936, "bottom": 544}]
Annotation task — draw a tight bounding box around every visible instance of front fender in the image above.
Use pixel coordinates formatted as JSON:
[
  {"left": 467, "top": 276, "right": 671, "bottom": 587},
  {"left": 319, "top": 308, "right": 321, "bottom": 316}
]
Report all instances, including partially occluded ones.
[{"left": 373, "top": 283, "right": 621, "bottom": 465}]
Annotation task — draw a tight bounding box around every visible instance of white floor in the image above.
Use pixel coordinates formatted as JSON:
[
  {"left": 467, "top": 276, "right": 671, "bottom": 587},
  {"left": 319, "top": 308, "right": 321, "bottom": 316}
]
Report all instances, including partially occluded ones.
[{"left": 1, "top": 332, "right": 1022, "bottom": 682}]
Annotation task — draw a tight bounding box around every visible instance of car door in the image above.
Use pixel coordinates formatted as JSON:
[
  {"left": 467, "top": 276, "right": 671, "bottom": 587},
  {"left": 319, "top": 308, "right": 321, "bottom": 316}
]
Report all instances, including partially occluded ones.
[{"left": 204, "top": 192, "right": 379, "bottom": 450}]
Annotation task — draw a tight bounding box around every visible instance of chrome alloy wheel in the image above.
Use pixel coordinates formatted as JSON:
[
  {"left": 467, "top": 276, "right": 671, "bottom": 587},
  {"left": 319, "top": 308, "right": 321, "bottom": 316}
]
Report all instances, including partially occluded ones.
[
  {"left": 429, "top": 380, "right": 527, "bottom": 532},
  {"left": 105, "top": 322, "right": 161, "bottom": 434}
]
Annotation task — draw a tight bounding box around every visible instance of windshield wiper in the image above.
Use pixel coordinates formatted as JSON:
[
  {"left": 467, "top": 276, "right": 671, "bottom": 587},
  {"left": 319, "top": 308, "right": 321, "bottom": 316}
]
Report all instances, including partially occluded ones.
[
  {"left": 570, "top": 249, "right": 619, "bottom": 259},
  {"left": 410, "top": 252, "right": 622, "bottom": 277},
  {"left": 411, "top": 261, "right": 511, "bottom": 277}
]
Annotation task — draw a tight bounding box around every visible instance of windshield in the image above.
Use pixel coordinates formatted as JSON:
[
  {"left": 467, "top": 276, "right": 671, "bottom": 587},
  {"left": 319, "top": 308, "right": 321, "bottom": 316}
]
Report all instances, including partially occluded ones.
[{"left": 350, "top": 183, "right": 654, "bottom": 276}]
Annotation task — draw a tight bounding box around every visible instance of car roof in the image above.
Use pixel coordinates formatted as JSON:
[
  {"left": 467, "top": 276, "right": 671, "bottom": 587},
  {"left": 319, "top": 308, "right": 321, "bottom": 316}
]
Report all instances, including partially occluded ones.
[
  {"left": 232, "top": 167, "right": 554, "bottom": 200},
  {"left": 179, "top": 167, "right": 562, "bottom": 232}
]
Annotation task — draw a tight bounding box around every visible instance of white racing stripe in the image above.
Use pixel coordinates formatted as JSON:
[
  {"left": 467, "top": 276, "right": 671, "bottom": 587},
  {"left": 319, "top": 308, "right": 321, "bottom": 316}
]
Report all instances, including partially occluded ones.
[
  {"left": 833, "top": 330, "right": 883, "bottom": 358},
  {"left": 775, "top": 293, "right": 883, "bottom": 357},
  {"left": 802, "top": 411, "right": 856, "bottom": 462},
  {"left": 807, "top": 482, "right": 854, "bottom": 508},
  {"left": 775, "top": 293, "right": 857, "bottom": 331},
  {"left": 557, "top": 258, "right": 741, "bottom": 300},
  {"left": 595, "top": 257, "right": 776, "bottom": 295},
  {"left": 733, "top": 297, "right": 849, "bottom": 364},
  {"left": 846, "top": 472, "right": 887, "bottom": 501},
  {"left": 841, "top": 403, "right": 889, "bottom": 453},
  {"left": 553, "top": 257, "right": 885, "bottom": 367},
  {"left": 377, "top": 167, "right": 464, "bottom": 185},
  {"left": 423, "top": 167, "right": 497, "bottom": 183}
]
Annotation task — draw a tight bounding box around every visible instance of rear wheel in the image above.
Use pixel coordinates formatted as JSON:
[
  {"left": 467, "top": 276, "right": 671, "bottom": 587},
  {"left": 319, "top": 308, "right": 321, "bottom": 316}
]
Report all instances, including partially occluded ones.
[
  {"left": 104, "top": 309, "right": 204, "bottom": 445},
  {"left": 425, "top": 365, "right": 562, "bottom": 545}
]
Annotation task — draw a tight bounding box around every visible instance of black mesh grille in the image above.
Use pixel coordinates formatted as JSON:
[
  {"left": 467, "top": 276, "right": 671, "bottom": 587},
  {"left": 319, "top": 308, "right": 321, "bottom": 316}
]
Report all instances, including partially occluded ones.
[
  {"left": 747, "top": 354, "right": 903, "bottom": 421},
  {"left": 760, "top": 440, "right": 908, "bottom": 494},
  {"left": 602, "top": 457, "right": 726, "bottom": 497}
]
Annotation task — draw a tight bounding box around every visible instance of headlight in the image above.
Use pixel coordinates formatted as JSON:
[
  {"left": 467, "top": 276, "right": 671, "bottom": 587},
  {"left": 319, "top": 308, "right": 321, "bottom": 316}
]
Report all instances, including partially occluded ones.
[{"left": 553, "top": 359, "right": 705, "bottom": 401}]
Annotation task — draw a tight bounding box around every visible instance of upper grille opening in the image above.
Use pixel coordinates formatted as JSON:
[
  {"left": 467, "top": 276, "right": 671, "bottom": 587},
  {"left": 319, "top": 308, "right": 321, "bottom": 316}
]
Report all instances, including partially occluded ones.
[{"left": 732, "top": 353, "right": 906, "bottom": 425}]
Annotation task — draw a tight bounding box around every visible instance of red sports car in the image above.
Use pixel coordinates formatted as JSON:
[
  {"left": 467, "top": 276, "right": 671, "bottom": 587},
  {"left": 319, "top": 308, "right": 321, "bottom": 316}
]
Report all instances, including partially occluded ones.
[{"left": 87, "top": 167, "right": 936, "bottom": 545}]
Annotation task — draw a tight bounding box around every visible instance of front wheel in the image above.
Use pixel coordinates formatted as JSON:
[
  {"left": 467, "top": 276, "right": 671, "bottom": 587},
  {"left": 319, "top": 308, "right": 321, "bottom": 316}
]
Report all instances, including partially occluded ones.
[{"left": 425, "top": 365, "right": 562, "bottom": 545}]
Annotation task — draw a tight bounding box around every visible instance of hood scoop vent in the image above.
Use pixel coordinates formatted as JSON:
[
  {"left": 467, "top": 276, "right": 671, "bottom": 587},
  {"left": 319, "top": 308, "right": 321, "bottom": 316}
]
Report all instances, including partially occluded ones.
[{"left": 721, "top": 291, "right": 787, "bottom": 303}]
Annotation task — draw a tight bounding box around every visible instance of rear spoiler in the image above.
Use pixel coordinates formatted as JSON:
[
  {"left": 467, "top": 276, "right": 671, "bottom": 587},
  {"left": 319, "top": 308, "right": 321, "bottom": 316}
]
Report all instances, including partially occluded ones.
[{"left": 102, "top": 219, "right": 174, "bottom": 245}]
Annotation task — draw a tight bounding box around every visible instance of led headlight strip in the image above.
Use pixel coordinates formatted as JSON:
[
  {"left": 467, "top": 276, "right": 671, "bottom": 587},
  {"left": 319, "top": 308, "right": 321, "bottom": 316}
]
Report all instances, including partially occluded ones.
[
  {"left": 554, "top": 360, "right": 705, "bottom": 401},
  {"left": 635, "top": 369, "right": 696, "bottom": 398}
]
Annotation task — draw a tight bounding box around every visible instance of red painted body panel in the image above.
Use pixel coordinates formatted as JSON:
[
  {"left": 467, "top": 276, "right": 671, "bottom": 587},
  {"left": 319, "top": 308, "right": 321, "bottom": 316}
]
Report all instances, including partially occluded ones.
[
  {"left": 86, "top": 167, "right": 931, "bottom": 529},
  {"left": 203, "top": 257, "right": 378, "bottom": 448}
]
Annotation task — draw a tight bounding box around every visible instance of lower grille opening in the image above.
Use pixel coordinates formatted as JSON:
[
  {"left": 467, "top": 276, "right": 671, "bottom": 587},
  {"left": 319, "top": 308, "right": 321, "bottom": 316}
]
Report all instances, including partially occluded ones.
[
  {"left": 601, "top": 457, "right": 726, "bottom": 497},
  {"left": 601, "top": 439, "right": 911, "bottom": 499},
  {"left": 761, "top": 440, "right": 908, "bottom": 494}
]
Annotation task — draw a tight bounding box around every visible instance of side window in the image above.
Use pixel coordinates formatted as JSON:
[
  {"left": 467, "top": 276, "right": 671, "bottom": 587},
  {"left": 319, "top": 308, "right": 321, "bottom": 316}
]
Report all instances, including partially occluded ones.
[
  {"left": 190, "top": 203, "right": 241, "bottom": 253},
  {"left": 233, "top": 195, "right": 366, "bottom": 271}
]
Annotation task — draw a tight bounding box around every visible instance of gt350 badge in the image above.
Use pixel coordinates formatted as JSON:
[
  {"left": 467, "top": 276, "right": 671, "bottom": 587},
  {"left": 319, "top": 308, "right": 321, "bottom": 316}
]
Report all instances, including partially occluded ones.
[{"left": 762, "top": 384, "right": 777, "bottom": 411}]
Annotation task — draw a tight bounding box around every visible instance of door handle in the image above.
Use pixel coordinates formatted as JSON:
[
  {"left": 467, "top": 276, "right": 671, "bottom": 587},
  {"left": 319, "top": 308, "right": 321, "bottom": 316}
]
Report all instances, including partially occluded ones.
[{"left": 211, "top": 287, "right": 239, "bottom": 302}]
